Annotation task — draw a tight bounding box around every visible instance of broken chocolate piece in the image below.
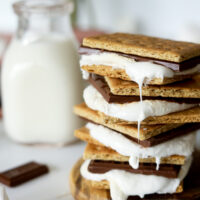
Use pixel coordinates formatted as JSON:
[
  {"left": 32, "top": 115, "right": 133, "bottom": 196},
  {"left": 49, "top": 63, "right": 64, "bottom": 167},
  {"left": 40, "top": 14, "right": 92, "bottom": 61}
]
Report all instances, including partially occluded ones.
[{"left": 0, "top": 161, "right": 49, "bottom": 187}]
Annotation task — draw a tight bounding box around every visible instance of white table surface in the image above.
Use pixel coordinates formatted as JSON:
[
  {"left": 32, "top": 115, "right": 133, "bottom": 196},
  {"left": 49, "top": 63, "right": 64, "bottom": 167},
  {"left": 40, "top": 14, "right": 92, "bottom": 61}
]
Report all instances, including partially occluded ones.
[{"left": 0, "top": 120, "right": 85, "bottom": 200}]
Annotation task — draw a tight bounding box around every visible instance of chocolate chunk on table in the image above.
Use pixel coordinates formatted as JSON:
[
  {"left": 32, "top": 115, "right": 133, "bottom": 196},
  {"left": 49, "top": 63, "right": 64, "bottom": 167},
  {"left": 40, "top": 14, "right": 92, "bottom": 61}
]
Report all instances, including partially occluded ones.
[{"left": 0, "top": 161, "right": 49, "bottom": 187}]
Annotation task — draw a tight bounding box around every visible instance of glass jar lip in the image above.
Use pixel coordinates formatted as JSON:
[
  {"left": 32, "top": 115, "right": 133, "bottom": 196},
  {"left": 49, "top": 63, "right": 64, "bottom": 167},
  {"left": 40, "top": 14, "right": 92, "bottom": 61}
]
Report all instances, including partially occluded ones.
[{"left": 13, "top": 0, "right": 74, "bottom": 15}]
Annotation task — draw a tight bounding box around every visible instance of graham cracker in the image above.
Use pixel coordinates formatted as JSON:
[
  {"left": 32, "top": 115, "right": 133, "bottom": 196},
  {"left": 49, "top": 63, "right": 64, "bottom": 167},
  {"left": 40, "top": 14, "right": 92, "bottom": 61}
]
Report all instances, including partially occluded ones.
[
  {"left": 75, "top": 124, "right": 198, "bottom": 149},
  {"left": 82, "top": 33, "right": 200, "bottom": 62},
  {"left": 100, "top": 105, "right": 200, "bottom": 125},
  {"left": 81, "top": 65, "right": 193, "bottom": 85},
  {"left": 83, "top": 143, "right": 186, "bottom": 165},
  {"left": 105, "top": 75, "right": 200, "bottom": 98},
  {"left": 89, "top": 178, "right": 183, "bottom": 193},
  {"left": 75, "top": 102, "right": 200, "bottom": 125},
  {"left": 70, "top": 158, "right": 183, "bottom": 200},
  {"left": 74, "top": 103, "right": 182, "bottom": 140}
]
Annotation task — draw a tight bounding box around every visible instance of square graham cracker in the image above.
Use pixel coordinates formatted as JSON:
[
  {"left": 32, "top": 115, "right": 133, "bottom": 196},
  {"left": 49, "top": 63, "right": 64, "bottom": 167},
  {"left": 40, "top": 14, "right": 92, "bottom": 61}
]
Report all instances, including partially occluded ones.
[
  {"left": 83, "top": 143, "right": 186, "bottom": 165},
  {"left": 74, "top": 103, "right": 182, "bottom": 140},
  {"left": 82, "top": 33, "right": 200, "bottom": 62},
  {"left": 105, "top": 75, "right": 200, "bottom": 98},
  {"left": 89, "top": 178, "right": 183, "bottom": 194}
]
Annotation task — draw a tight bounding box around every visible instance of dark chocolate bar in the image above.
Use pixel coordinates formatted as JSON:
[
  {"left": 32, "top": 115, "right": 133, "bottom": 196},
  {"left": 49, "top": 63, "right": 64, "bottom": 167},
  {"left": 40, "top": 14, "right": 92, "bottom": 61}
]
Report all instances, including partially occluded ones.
[
  {"left": 0, "top": 161, "right": 49, "bottom": 187},
  {"left": 88, "top": 160, "right": 181, "bottom": 178},
  {"left": 79, "top": 46, "right": 200, "bottom": 72},
  {"left": 89, "top": 74, "right": 200, "bottom": 104}
]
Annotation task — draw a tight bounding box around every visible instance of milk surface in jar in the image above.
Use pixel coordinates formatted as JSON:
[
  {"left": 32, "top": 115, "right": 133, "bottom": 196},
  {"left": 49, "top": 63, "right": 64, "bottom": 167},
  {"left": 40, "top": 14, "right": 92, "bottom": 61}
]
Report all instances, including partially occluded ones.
[{"left": 2, "top": 0, "right": 82, "bottom": 144}]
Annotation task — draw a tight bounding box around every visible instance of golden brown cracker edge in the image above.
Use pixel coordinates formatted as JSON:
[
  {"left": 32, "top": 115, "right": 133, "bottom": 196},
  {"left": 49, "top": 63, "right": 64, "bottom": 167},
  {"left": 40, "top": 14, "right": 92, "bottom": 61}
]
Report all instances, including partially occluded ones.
[{"left": 83, "top": 33, "right": 200, "bottom": 62}]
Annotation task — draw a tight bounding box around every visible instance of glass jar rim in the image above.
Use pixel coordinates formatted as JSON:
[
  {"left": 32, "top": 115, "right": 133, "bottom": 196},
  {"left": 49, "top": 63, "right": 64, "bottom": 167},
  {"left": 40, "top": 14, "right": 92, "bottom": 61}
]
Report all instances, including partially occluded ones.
[{"left": 13, "top": 0, "right": 74, "bottom": 15}]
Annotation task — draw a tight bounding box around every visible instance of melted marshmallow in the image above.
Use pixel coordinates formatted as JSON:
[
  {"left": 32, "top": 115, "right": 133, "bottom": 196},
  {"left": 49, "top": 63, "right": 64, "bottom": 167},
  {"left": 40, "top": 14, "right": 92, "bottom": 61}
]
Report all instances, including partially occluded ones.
[
  {"left": 0, "top": 187, "right": 9, "bottom": 200},
  {"left": 83, "top": 85, "right": 196, "bottom": 122},
  {"left": 81, "top": 158, "right": 192, "bottom": 199},
  {"left": 86, "top": 122, "right": 196, "bottom": 169},
  {"left": 80, "top": 52, "right": 200, "bottom": 83}
]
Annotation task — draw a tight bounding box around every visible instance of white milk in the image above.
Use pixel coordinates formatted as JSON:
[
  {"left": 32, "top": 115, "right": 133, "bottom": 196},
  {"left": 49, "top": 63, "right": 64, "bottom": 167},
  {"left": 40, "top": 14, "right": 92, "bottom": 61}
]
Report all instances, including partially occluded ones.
[{"left": 2, "top": 36, "right": 82, "bottom": 144}]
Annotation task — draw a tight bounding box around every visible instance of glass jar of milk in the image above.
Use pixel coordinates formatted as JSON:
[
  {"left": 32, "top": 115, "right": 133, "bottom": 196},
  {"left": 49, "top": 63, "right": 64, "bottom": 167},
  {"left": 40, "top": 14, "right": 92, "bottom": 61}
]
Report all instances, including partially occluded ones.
[{"left": 2, "top": 0, "right": 82, "bottom": 145}]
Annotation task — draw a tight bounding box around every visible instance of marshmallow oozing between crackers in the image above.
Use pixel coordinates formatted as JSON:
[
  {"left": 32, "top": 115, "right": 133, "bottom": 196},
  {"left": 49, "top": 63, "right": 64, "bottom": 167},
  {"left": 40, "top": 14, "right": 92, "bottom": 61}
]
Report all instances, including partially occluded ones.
[{"left": 83, "top": 85, "right": 196, "bottom": 122}]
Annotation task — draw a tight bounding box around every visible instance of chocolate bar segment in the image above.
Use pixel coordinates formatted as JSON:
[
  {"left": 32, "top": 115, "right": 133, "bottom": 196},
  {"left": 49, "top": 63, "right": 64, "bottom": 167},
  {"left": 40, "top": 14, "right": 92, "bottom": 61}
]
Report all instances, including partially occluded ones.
[
  {"left": 80, "top": 46, "right": 200, "bottom": 72},
  {"left": 89, "top": 74, "right": 200, "bottom": 104},
  {"left": 88, "top": 160, "right": 181, "bottom": 178},
  {"left": 0, "top": 161, "right": 49, "bottom": 187}
]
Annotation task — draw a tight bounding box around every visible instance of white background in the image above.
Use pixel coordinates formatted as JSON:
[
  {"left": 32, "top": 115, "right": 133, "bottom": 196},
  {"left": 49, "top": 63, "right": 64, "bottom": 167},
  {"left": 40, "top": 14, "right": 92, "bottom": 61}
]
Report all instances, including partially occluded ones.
[{"left": 1, "top": 0, "right": 200, "bottom": 42}]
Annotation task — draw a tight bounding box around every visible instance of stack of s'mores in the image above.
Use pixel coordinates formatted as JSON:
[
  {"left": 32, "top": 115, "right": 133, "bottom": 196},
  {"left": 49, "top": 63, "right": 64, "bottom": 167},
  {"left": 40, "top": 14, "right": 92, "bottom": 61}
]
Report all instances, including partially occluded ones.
[{"left": 72, "top": 33, "right": 200, "bottom": 200}]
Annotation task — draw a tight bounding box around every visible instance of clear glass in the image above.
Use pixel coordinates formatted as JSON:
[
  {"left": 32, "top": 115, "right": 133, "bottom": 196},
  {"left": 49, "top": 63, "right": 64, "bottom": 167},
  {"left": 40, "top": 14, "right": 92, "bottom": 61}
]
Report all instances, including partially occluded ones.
[
  {"left": 2, "top": 0, "right": 82, "bottom": 145},
  {"left": 13, "top": 0, "right": 75, "bottom": 41}
]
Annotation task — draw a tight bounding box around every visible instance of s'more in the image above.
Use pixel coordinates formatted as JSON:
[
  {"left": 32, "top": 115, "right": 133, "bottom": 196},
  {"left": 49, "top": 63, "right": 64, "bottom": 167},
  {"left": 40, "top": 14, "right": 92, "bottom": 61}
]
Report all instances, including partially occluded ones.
[
  {"left": 70, "top": 33, "right": 200, "bottom": 200},
  {"left": 79, "top": 33, "right": 200, "bottom": 85}
]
